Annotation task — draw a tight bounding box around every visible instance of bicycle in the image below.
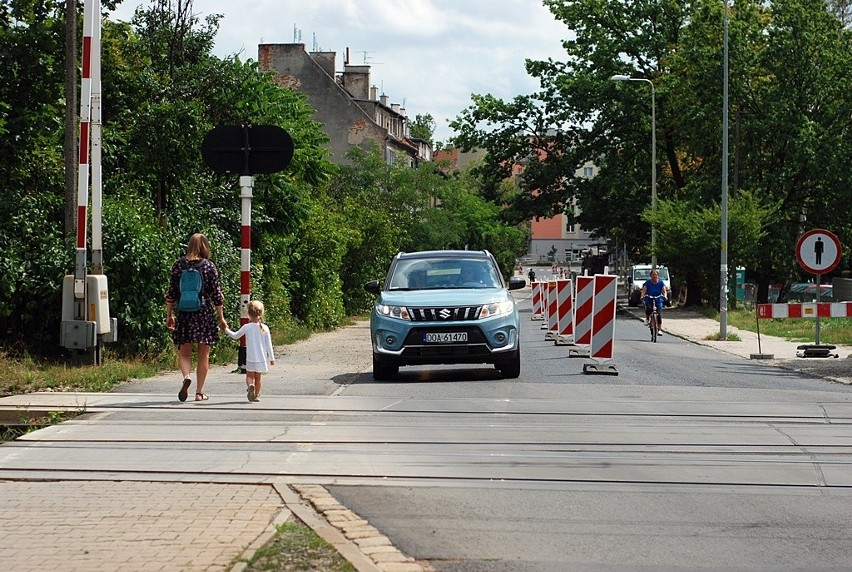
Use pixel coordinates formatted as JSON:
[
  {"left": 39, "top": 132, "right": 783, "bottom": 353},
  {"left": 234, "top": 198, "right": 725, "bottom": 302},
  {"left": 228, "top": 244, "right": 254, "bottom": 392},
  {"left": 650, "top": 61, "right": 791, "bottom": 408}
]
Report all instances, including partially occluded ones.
[{"left": 644, "top": 294, "right": 665, "bottom": 343}]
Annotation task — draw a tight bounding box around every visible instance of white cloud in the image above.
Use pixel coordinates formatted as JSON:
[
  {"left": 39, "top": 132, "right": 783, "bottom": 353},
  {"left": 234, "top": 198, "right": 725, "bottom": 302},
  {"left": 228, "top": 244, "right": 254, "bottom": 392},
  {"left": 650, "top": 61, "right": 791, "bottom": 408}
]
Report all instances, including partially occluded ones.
[{"left": 109, "top": 0, "right": 569, "bottom": 143}]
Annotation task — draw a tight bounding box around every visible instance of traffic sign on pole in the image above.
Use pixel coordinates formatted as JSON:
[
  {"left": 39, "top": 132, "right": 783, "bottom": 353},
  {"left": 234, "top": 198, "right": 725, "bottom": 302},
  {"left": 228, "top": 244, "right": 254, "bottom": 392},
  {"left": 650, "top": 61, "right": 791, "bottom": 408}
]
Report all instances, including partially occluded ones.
[
  {"left": 796, "top": 229, "right": 841, "bottom": 275},
  {"left": 201, "top": 124, "right": 294, "bottom": 175},
  {"left": 794, "top": 228, "right": 842, "bottom": 354}
]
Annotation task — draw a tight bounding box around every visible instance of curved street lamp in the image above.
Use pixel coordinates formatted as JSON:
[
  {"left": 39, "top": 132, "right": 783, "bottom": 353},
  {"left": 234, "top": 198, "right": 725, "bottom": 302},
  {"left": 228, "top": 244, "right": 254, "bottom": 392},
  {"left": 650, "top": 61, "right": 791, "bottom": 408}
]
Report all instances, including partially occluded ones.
[{"left": 610, "top": 74, "right": 657, "bottom": 270}]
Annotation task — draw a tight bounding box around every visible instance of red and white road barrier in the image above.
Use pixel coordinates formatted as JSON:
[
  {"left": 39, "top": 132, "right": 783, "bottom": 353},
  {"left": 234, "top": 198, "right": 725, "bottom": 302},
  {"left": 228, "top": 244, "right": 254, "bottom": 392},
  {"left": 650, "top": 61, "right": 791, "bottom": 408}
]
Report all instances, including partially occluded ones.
[
  {"left": 758, "top": 302, "right": 852, "bottom": 319},
  {"left": 573, "top": 276, "right": 594, "bottom": 348},
  {"left": 555, "top": 278, "right": 574, "bottom": 344},
  {"left": 531, "top": 281, "right": 544, "bottom": 320},
  {"left": 590, "top": 274, "right": 617, "bottom": 360},
  {"left": 544, "top": 280, "right": 558, "bottom": 337}
]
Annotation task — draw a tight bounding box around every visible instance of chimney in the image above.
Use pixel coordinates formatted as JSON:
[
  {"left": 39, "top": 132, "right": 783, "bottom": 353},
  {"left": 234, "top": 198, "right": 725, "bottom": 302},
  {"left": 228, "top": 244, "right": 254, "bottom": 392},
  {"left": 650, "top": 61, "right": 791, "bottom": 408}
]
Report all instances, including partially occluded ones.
[
  {"left": 342, "top": 64, "right": 370, "bottom": 99},
  {"left": 370, "top": 85, "right": 378, "bottom": 101},
  {"left": 309, "top": 51, "right": 336, "bottom": 78},
  {"left": 380, "top": 94, "right": 389, "bottom": 107}
]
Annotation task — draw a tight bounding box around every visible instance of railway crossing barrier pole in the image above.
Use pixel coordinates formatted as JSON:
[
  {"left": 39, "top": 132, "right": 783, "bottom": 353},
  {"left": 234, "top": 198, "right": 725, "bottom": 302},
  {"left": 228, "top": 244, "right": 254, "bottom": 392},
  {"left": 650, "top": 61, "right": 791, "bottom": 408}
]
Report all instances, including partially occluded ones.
[
  {"left": 554, "top": 278, "right": 574, "bottom": 345},
  {"left": 544, "top": 280, "right": 559, "bottom": 339},
  {"left": 531, "top": 281, "right": 544, "bottom": 320},
  {"left": 583, "top": 274, "right": 619, "bottom": 375},
  {"left": 569, "top": 275, "right": 593, "bottom": 358}
]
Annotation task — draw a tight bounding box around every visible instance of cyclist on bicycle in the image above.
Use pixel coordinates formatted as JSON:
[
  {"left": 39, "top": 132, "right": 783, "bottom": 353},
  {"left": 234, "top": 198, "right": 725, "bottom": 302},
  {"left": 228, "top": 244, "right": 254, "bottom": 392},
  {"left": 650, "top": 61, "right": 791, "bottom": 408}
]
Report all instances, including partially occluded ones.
[{"left": 641, "top": 269, "right": 671, "bottom": 328}]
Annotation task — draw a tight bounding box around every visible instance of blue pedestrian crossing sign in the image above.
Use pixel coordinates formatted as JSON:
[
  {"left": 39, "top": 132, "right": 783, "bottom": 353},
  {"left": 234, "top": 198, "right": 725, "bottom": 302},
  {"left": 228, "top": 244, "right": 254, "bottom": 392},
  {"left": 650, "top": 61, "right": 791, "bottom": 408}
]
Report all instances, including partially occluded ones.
[{"left": 796, "top": 229, "right": 841, "bottom": 275}]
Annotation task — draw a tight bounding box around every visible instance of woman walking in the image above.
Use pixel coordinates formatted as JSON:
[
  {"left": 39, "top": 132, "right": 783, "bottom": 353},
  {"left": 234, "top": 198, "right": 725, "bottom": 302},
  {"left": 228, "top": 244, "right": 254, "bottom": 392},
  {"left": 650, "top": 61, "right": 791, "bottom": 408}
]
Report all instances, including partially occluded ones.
[{"left": 165, "top": 233, "right": 227, "bottom": 402}]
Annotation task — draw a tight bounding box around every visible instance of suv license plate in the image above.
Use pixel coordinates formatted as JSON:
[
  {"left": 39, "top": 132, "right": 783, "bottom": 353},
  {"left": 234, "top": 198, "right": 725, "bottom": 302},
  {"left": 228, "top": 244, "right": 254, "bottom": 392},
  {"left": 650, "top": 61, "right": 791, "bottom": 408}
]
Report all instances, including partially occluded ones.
[{"left": 423, "top": 332, "right": 467, "bottom": 343}]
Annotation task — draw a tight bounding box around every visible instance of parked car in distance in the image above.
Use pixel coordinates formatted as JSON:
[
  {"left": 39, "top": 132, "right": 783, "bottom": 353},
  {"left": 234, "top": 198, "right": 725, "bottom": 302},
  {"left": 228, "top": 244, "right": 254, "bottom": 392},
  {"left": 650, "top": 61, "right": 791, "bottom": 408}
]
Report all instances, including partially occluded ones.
[
  {"left": 364, "top": 250, "right": 526, "bottom": 381},
  {"left": 627, "top": 264, "right": 672, "bottom": 307}
]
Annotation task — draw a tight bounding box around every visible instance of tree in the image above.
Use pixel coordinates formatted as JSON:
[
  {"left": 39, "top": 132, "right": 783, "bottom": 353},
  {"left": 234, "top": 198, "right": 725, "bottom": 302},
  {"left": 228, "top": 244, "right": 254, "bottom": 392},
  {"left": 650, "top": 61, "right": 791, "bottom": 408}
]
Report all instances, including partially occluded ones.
[
  {"left": 451, "top": 0, "right": 852, "bottom": 305},
  {"left": 409, "top": 113, "right": 436, "bottom": 145}
]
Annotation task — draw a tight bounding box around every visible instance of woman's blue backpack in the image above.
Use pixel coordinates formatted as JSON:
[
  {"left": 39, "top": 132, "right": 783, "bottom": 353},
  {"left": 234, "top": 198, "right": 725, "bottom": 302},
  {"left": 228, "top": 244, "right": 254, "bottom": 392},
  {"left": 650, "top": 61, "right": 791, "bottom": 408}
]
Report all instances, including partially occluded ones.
[{"left": 177, "top": 263, "right": 204, "bottom": 312}]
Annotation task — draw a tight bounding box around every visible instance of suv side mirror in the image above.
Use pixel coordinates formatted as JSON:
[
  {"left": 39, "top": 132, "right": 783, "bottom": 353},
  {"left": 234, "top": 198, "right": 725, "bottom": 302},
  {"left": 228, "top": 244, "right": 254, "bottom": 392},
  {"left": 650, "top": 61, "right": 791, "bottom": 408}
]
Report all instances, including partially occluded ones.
[
  {"left": 627, "top": 276, "right": 633, "bottom": 285},
  {"left": 364, "top": 280, "right": 380, "bottom": 294},
  {"left": 508, "top": 276, "right": 526, "bottom": 291}
]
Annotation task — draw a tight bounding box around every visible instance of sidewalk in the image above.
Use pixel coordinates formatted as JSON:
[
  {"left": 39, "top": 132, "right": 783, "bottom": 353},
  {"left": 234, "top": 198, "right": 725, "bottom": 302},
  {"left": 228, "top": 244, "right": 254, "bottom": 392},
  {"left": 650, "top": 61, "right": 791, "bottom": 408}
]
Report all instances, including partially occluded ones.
[{"left": 624, "top": 305, "right": 852, "bottom": 385}]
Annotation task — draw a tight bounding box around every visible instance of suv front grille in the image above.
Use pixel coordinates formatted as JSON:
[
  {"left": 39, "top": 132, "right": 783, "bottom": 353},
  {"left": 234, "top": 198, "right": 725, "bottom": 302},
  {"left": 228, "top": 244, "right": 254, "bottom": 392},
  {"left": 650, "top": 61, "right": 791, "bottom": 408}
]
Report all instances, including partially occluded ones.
[{"left": 408, "top": 306, "right": 481, "bottom": 322}]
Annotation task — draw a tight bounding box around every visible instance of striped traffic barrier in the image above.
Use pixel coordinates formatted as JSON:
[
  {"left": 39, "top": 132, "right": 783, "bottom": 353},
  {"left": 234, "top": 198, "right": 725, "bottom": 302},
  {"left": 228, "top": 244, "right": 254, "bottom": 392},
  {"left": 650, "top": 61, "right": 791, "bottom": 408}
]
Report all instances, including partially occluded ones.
[
  {"left": 555, "top": 278, "right": 574, "bottom": 345},
  {"left": 756, "top": 302, "right": 849, "bottom": 358},
  {"left": 757, "top": 302, "right": 852, "bottom": 319},
  {"left": 540, "top": 280, "right": 552, "bottom": 330},
  {"left": 583, "top": 274, "right": 618, "bottom": 375},
  {"left": 569, "top": 275, "right": 594, "bottom": 358},
  {"left": 544, "top": 280, "right": 558, "bottom": 338},
  {"left": 531, "top": 281, "right": 544, "bottom": 320}
]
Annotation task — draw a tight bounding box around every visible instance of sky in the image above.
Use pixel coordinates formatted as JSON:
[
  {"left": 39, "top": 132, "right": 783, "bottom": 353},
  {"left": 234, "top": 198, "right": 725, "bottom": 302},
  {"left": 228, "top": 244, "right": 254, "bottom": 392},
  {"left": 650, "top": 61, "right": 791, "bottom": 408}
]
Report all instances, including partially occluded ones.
[{"left": 108, "top": 0, "right": 571, "bottom": 144}]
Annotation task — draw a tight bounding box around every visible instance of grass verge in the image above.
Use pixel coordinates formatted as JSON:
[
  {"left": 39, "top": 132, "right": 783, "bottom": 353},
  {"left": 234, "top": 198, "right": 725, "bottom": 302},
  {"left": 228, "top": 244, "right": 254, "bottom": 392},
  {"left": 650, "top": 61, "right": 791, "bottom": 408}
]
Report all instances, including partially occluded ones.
[
  {"left": 234, "top": 521, "right": 356, "bottom": 572},
  {"left": 695, "top": 305, "right": 852, "bottom": 345}
]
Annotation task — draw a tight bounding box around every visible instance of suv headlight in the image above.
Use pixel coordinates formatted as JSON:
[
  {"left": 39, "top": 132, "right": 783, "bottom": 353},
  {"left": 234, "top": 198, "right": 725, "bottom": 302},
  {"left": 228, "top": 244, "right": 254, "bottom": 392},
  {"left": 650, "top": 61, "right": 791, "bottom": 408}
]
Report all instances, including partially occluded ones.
[
  {"left": 479, "top": 299, "right": 514, "bottom": 319},
  {"left": 376, "top": 303, "right": 411, "bottom": 321}
]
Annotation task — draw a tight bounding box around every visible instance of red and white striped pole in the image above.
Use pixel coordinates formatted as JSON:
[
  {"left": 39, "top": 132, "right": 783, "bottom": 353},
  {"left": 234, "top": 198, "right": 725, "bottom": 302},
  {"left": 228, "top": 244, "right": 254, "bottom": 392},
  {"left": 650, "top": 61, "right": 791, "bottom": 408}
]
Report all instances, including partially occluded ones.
[
  {"left": 89, "top": 1, "right": 103, "bottom": 275},
  {"left": 238, "top": 175, "right": 254, "bottom": 369},
  {"left": 74, "top": 0, "right": 97, "bottom": 308}
]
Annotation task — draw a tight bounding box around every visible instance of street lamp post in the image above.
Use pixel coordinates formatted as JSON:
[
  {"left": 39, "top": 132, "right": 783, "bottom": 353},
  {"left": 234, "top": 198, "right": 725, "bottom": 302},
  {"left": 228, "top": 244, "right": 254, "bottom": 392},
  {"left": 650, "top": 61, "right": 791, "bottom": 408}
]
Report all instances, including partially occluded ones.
[
  {"left": 611, "top": 74, "right": 657, "bottom": 269},
  {"left": 720, "top": 0, "right": 730, "bottom": 340}
]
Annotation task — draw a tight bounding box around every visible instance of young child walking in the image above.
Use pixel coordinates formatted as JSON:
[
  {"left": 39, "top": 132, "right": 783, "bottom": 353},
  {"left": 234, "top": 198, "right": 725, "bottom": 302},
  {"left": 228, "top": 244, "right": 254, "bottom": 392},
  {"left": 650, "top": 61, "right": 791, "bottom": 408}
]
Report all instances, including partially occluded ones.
[{"left": 224, "top": 300, "right": 275, "bottom": 402}]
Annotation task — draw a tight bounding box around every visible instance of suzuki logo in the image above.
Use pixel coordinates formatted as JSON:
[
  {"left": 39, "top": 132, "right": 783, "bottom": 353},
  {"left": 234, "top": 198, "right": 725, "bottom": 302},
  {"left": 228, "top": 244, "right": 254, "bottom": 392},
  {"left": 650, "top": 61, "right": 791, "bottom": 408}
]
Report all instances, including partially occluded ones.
[{"left": 439, "top": 308, "right": 452, "bottom": 319}]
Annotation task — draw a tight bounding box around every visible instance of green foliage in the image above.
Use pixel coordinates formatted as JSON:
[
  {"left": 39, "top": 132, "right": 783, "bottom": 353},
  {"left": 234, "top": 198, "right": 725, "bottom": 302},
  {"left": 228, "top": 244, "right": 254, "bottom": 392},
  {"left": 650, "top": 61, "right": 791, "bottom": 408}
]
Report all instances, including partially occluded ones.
[
  {"left": 0, "top": 1, "right": 531, "bottom": 363},
  {"left": 288, "top": 197, "right": 348, "bottom": 330},
  {"left": 450, "top": 0, "right": 852, "bottom": 304},
  {"left": 647, "top": 189, "right": 774, "bottom": 305},
  {"left": 0, "top": 192, "right": 70, "bottom": 351},
  {"left": 409, "top": 113, "right": 436, "bottom": 145}
]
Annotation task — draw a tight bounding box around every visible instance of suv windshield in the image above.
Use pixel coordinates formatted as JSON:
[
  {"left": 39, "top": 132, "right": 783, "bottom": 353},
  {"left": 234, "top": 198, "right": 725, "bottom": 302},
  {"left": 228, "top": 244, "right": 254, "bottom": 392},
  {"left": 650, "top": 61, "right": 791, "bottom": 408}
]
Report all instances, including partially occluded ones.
[
  {"left": 388, "top": 258, "right": 500, "bottom": 290},
  {"left": 633, "top": 267, "right": 670, "bottom": 282}
]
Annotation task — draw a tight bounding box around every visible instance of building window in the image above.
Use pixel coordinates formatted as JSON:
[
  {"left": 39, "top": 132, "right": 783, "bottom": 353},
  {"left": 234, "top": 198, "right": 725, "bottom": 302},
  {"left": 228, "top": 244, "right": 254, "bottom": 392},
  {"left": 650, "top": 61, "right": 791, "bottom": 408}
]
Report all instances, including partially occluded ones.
[
  {"left": 566, "top": 223, "right": 575, "bottom": 233},
  {"left": 583, "top": 166, "right": 594, "bottom": 178}
]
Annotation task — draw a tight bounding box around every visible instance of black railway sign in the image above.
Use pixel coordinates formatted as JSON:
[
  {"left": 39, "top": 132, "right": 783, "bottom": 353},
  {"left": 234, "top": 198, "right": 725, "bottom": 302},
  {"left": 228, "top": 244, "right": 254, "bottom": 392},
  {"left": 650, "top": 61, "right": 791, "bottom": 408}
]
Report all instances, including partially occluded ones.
[{"left": 202, "top": 124, "right": 294, "bottom": 175}]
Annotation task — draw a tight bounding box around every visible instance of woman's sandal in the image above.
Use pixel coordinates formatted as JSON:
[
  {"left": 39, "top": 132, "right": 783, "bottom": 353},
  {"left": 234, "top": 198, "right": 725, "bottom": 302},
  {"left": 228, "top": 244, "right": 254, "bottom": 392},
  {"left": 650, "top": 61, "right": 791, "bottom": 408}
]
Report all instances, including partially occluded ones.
[
  {"left": 178, "top": 378, "right": 191, "bottom": 402},
  {"left": 195, "top": 393, "right": 209, "bottom": 401}
]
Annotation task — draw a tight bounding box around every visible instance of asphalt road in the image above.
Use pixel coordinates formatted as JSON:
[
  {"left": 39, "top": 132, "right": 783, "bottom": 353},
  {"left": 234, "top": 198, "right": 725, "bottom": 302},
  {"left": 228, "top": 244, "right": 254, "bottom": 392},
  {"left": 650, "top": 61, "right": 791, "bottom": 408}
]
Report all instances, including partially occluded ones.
[{"left": 2, "top": 287, "right": 851, "bottom": 571}]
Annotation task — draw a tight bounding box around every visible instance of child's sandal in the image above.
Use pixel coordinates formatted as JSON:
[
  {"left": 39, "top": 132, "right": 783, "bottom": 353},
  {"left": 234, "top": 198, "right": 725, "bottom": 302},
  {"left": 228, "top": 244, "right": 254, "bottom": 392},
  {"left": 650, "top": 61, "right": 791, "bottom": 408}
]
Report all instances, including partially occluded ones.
[{"left": 195, "top": 393, "right": 209, "bottom": 401}]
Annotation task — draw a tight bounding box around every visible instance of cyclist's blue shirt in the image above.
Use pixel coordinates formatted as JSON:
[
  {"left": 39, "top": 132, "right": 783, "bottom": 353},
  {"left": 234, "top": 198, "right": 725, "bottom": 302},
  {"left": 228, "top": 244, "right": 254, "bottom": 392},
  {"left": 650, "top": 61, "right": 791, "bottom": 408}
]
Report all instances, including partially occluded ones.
[{"left": 643, "top": 279, "right": 666, "bottom": 297}]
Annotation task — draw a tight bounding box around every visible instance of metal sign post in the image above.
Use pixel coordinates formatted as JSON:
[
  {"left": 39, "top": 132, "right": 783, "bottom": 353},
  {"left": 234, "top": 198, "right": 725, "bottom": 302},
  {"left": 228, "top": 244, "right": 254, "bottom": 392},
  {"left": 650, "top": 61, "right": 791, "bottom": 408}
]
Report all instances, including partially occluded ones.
[{"left": 201, "top": 124, "right": 294, "bottom": 369}]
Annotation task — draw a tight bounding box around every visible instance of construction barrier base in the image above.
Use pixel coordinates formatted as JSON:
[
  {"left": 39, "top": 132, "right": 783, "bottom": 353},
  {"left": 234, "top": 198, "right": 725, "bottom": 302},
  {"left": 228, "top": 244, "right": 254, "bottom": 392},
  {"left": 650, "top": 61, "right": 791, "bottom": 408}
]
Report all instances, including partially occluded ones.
[
  {"left": 531, "top": 315, "right": 544, "bottom": 321},
  {"left": 583, "top": 362, "right": 618, "bottom": 375},
  {"left": 568, "top": 347, "right": 591, "bottom": 358},
  {"left": 544, "top": 331, "right": 556, "bottom": 341},
  {"left": 795, "top": 344, "right": 838, "bottom": 358},
  {"left": 555, "top": 334, "right": 574, "bottom": 346},
  {"left": 750, "top": 353, "right": 775, "bottom": 360}
]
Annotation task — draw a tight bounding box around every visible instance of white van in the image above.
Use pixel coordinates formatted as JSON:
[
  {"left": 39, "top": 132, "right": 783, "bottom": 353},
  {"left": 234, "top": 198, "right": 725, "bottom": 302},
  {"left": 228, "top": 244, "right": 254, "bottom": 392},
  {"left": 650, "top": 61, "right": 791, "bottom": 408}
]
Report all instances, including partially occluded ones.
[{"left": 627, "top": 264, "right": 672, "bottom": 307}]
